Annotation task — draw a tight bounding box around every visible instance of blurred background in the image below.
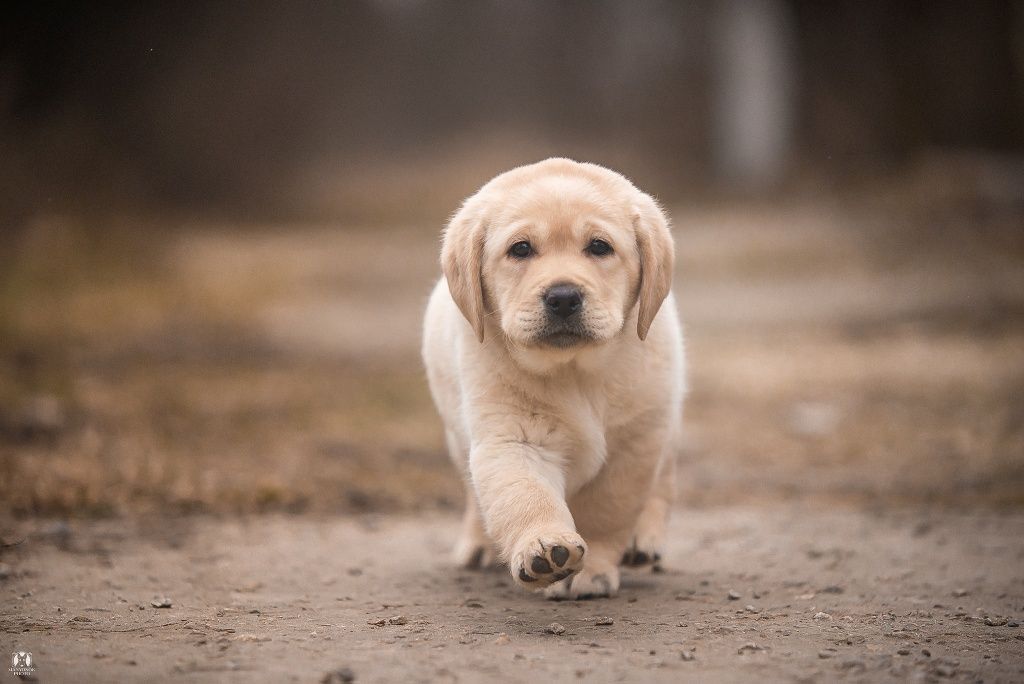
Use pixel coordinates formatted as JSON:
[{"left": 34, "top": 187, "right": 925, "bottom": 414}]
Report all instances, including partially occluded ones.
[{"left": 1, "top": 0, "right": 1022, "bottom": 517}]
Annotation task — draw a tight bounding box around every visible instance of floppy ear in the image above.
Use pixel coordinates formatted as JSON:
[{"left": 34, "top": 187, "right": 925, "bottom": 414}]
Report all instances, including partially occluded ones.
[
  {"left": 441, "top": 200, "right": 487, "bottom": 342},
  {"left": 634, "top": 195, "right": 675, "bottom": 341}
]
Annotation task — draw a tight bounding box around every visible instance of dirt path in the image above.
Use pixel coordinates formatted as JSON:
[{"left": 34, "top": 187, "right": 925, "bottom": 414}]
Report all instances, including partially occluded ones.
[{"left": 2, "top": 506, "right": 1022, "bottom": 683}]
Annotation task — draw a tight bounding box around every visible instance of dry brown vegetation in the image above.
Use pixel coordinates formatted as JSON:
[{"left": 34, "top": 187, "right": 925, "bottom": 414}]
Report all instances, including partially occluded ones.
[{"left": 1, "top": 161, "right": 1023, "bottom": 517}]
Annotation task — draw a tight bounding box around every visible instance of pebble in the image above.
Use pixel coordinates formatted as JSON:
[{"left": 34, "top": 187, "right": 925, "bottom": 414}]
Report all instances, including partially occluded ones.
[
  {"left": 680, "top": 650, "right": 696, "bottom": 662},
  {"left": 737, "top": 642, "right": 765, "bottom": 654},
  {"left": 234, "top": 634, "right": 270, "bottom": 642},
  {"left": 727, "top": 590, "right": 741, "bottom": 600},
  {"left": 493, "top": 633, "right": 510, "bottom": 645},
  {"left": 387, "top": 615, "right": 407, "bottom": 625},
  {"left": 984, "top": 616, "right": 1008, "bottom": 626},
  {"left": 595, "top": 616, "right": 614, "bottom": 626},
  {"left": 546, "top": 623, "right": 566, "bottom": 635},
  {"left": 813, "top": 612, "right": 832, "bottom": 620},
  {"left": 321, "top": 667, "right": 355, "bottom": 683},
  {"left": 897, "top": 648, "right": 910, "bottom": 655},
  {"left": 1007, "top": 620, "right": 1019, "bottom": 628},
  {"left": 151, "top": 598, "right": 173, "bottom": 609},
  {"left": 818, "top": 649, "right": 837, "bottom": 659},
  {"left": 839, "top": 659, "right": 867, "bottom": 673},
  {"left": 744, "top": 605, "right": 759, "bottom": 613},
  {"left": 952, "top": 588, "right": 969, "bottom": 597}
]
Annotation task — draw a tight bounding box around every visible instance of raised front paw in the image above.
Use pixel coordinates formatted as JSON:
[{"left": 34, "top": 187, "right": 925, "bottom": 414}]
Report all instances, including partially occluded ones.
[{"left": 510, "top": 531, "right": 587, "bottom": 589}]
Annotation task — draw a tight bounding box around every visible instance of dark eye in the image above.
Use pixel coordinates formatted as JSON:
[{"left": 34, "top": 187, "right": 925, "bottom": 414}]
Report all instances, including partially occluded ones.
[
  {"left": 508, "top": 241, "right": 533, "bottom": 259},
  {"left": 587, "top": 239, "right": 613, "bottom": 256}
]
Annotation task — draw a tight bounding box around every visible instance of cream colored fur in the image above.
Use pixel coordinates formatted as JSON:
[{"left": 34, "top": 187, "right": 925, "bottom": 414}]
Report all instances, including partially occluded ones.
[{"left": 422, "top": 158, "right": 685, "bottom": 599}]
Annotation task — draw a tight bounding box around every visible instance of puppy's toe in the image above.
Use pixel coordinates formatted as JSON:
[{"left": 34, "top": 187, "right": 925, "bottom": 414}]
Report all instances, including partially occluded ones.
[
  {"left": 454, "top": 539, "right": 498, "bottom": 570},
  {"left": 620, "top": 538, "right": 663, "bottom": 569},
  {"left": 545, "top": 564, "right": 620, "bottom": 600},
  {"left": 511, "top": 532, "right": 586, "bottom": 589}
]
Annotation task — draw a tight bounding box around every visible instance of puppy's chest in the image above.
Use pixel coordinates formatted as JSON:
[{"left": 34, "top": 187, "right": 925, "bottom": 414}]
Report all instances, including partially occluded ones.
[{"left": 537, "top": 382, "right": 637, "bottom": 491}]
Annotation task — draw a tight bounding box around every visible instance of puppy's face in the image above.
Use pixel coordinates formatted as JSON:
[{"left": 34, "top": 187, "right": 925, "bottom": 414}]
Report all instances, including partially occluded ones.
[
  {"left": 442, "top": 159, "right": 674, "bottom": 352},
  {"left": 482, "top": 178, "right": 637, "bottom": 348}
]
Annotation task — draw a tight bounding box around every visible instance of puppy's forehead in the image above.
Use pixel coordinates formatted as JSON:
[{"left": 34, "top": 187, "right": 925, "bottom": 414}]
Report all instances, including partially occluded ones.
[{"left": 493, "top": 174, "right": 628, "bottom": 227}]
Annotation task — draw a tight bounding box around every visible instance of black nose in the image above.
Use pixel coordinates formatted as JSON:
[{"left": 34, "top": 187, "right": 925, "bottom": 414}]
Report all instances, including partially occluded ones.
[{"left": 543, "top": 284, "right": 583, "bottom": 319}]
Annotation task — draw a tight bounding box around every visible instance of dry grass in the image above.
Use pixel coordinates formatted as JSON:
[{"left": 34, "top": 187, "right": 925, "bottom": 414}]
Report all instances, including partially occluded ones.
[{"left": 1, "top": 165, "right": 1022, "bottom": 516}]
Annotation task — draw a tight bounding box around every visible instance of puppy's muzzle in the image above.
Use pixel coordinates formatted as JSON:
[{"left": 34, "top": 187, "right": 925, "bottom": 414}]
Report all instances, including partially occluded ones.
[{"left": 543, "top": 283, "right": 583, "bottom": 320}]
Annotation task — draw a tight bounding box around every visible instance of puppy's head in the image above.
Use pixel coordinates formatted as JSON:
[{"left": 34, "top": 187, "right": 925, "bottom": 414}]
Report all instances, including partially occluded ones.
[{"left": 442, "top": 158, "right": 674, "bottom": 350}]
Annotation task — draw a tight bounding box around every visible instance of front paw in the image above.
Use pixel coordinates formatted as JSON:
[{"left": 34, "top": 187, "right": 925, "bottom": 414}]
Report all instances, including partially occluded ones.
[
  {"left": 545, "top": 562, "right": 620, "bottom": 600},
  {"left": 509, "top": 531, "right": 587, "bottom": 589}
]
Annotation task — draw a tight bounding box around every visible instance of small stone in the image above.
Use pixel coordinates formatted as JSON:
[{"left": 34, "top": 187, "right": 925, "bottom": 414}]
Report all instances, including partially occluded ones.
[
  {"left": 367, "top": 618, "right": 386, "bottom": 626},
  {"left": 493, "top": 633, "right": 511, "bottom": 645},
  {"left": 234, "top": 633, "right": 270, "bottom": 642},
  {"left": 820, "top": 585, "right": 844, "bottom": 594},
  {"left": 933, "top": 663, "right": 957, "bottom": 678},
  {"left": 727, "top": 590, "right": 741, "bottom": 600},
  {"left": 897, "top": 648, "right": 910, "bottom": 655},
  {"left": 952, "top": 588, "right": 969, "bottom": 597},
  {"left": 1007, "top": 620, "right": 1019, "bottom": 627},
  {"left": 387, "top": 615, "right": 407, "bottom": 625},
  {"left": 984, "top": 616, "right": 1008, "bottom": 626},
  {"left": 546, "top": 622, "right": 566, "bottom": 635},
  {"left": 744, "top": 605, "right": 759, "bottom": 613},
  {"left": 321, "top": 667, "right": 356, "bottom": 683},
  {"left": 680, "top": 650, "right": 696, "bottom": 662},
  {"left": 463, "top": 600, "right": 484, "bottom": 608},
  {"left": 151, "top": 597, "right": 172, "bottom": 609},
  {"left": 813, "top": 612, "right": 832, "bottom": 620},
  {"left": 737, "top": 642, "right": 765, "bottom": 654},
  {"left": 818, "top": 649, "right": 837, "bottom": 659},
  {"left": 595, "top": 616, "right": 614, "bottom": 626}
]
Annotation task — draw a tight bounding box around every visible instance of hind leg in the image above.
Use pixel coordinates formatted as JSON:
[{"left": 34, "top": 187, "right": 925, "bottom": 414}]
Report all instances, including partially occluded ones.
[
  {"left": 621, "top": 452, "right": 675, "bottom": 569},
  {"left": 445, "top": 429, "right": 497, "bottom": 568},
  {"left": 453, "top": 494, "right": 498, "bottom": 568}
]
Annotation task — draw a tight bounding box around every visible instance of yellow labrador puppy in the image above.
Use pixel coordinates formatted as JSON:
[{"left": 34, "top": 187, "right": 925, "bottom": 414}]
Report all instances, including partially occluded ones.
[{"left": 422, "top": 158, "right": 684, "bottom": 599}]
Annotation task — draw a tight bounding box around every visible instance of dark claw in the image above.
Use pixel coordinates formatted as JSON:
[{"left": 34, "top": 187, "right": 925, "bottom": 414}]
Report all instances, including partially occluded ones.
[
  {"left": 518, "top": 567, "right": 537, "bottom": 582},
  {"left": 633, "top": 551, "right": 650, "bottom": 565},
  {"left": 551, "top": 545, "right": 570, "bottom": 567},
  {"left": 531, "top": 556, "right": 552, "bottom": 574}
]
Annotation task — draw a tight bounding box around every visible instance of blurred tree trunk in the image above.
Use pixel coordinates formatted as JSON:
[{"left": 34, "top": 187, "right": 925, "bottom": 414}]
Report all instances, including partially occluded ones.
[{"left": 712, "top": 0, "right": 797, "bottom": 188}]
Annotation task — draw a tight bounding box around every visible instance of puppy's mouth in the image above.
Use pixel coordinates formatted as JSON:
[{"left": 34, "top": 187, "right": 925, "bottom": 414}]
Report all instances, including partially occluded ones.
[
  {"left": 538, "top": 331, "right": 589, "bottom": 348},
  {"left": 533, "top": 322, "right": 596, "bottom": 348}
]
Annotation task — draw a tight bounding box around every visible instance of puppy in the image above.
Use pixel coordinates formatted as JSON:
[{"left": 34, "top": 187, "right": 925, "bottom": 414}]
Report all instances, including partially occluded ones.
[{"left": 422, "top": 158, "right": 685, "bottom": 599}]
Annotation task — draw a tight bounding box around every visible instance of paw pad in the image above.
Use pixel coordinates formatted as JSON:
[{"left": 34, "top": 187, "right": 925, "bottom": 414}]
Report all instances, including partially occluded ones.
[{"left": 511, "top": 535, "right": 587, "bottom": 588}]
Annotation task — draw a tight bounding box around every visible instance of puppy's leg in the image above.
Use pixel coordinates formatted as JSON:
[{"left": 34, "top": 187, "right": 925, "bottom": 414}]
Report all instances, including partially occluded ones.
[
  {"left": 546, "top": 419, "right": 671, "bottom": 600},
  {"left": 622, "top": 452, "right": 675, "bottom": 568},
  {"left": 446, "top": 430, "right": 497, "bottom": 568},
  {"left": 452, "top": 497, "right": 497, "bottom": 569},
  {"left": 471, "top": 439, "right": 587, "bottom": 590}
]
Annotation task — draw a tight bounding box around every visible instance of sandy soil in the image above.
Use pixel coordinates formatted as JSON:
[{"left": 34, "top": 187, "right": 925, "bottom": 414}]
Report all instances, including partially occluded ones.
[{"left": 2, "top": 507, "right": 1022, "bottom": 683}]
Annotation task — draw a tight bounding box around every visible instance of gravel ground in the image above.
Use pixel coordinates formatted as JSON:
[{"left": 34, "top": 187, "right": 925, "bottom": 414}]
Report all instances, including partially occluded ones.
[{"left": 2, "top": 507, "right": 1022, "bottom": 683}]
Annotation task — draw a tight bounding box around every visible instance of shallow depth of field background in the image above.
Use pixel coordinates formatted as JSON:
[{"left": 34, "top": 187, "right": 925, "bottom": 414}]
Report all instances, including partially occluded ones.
[{"left": 1, "top": 1, "right": 1022, "bottom": 518}]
